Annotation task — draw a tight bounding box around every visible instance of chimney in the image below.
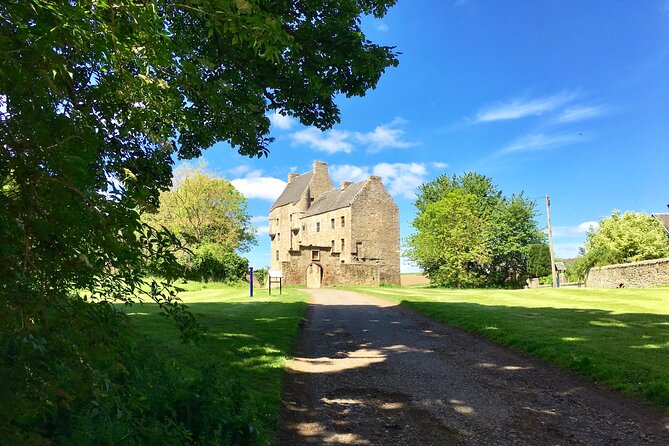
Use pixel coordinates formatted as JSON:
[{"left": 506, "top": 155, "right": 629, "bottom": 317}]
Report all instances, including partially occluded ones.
[
  {"left": 313, "top": 160, "right": 328, "bottom": 175},
  {"left": 368, "top": 175, "right": 382, "bottom": 182},
  {"left": 288, "top": 173, "right": 299, "bottom": 183},
  {"left": 341, "top": 181, "right": 353, "bottom": 190}
]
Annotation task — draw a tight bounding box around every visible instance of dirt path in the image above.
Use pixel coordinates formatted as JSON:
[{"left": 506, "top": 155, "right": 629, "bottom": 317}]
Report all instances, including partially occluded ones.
[{"left": 278, "top": 288, "right": 669, "bottom": 445}]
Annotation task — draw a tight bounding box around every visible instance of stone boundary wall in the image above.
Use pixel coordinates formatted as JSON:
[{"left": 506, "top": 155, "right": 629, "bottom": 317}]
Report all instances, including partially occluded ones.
[
  {"left": 336, "top": 263, "right": 380, "bottom": 286},
  {"left": 585, "top": 257, "right": 669, "bottom": 288}
]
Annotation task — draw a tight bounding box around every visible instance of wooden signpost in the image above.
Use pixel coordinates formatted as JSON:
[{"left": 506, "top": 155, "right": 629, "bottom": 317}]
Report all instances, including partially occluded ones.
[{"left": 268, "top": 270, "right": 283, "bottom": 295}]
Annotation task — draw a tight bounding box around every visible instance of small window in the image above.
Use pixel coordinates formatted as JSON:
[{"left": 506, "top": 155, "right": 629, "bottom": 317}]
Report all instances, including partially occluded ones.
[
  {"left": 277, "top": 232, "right": 280, "bottom": 241},
  {"left": 275, "top": 250, "right": 279, "bottom": 260},
  {"left": 341, "top": 216, "right": 345, "bottom": 227},
  {"left": 331, "top": 240, "right": 335, "bottom": 251},
  {"left": 301, "top": 224, "right": 306, "bottom": 232},
  {"left": 312, "top": 250, "right": 320, "bottom": 261},
  {"left": 356, "top": 241, "right": 363, "bottom": 257},
  {"left": 341, "top": 238, "right": 345, "bottom": 252},
  {"left": 331, "top": 218, "right": 335, "bottom": 229},
  {"left": 290, "top": 214, "right": 292, "bottom": 222},
  {"left": 316, "top": 222, "right": 320, "bottom": 232}
]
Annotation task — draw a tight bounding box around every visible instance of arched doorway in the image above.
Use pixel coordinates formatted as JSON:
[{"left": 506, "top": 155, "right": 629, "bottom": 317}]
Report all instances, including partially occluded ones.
[{"left": 306, "top": 263, "right": 323, "bottom": 288}]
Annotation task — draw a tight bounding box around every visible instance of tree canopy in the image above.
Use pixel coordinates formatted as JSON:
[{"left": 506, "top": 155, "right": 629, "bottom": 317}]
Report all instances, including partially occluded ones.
[
  {"left": 572, "top": 211, "right": 669, "bottom": 279},
  {"left": 0, "top": 1, "right": 399, "bottom": 442},
  {"left": 145, "top": 164, "right": 256, "bottom": 252},
  {"left": 1, "top": 0, "right": 398, "bottom": 321},
  {"left": 407, "top": 172, "right": 544, "bottom": 288}
]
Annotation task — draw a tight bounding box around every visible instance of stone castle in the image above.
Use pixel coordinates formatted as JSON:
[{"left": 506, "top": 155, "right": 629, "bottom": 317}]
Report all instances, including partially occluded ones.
[{"left": 269, "top": 161, "right": 400, "bottom": 288}]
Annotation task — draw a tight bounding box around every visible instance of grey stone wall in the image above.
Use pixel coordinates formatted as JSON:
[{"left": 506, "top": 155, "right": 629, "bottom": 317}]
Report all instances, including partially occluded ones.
[{"left": 585, "top": 257, "right": 669, "bottom": 288}]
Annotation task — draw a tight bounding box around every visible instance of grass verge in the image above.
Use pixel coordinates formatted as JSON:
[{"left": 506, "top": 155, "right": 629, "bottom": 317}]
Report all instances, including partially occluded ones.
[
  {"left": 126, "top": 284, "right": 308, "bottom": 444},
  {"left": 349, "top": 286, "right": 669, "bottom": 410}
]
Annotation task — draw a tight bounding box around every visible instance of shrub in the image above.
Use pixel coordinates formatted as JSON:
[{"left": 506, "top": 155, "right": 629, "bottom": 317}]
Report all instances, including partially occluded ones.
[{"left": 183, "top": 244, "right": 249, "bottom": 284}]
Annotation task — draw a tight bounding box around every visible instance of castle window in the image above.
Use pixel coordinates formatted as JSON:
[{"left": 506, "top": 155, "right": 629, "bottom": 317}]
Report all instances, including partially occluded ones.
[
  {"left": 312, "top": 250, "right": 320, "bottom": 261},
  {"left": 341, "top": 238, "right": 345, "bottom": 252},
  {"left": 290, "top": 214, "right": 292, "bottom": 222},
  {"left": 341, "top": 216, "right": 345, "bottom": 227},
  {"left": 331, "top": 218, "right": 335, "bottom": 229},
  {"left": 331, "top": 240, "right": 335, "bottom": 251},
  {"left": 275, "top": 250, "right": 279, "bottom": 261},
  {"left": 316, "top": 222, "right": 320, "bottom": 232},
  {"left": 356, "top": 241, "right": 363, "bottom": 257},
  {"left": 302, "top": 224, "right": 305, "bottom": 232},
  {"left": 277, "top": 233, "right": 280, "bottom": 241}
]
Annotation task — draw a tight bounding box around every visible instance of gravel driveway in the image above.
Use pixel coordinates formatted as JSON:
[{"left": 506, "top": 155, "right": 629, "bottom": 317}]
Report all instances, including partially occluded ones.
[{"left": 278, "top": 288, "right": 669, "bottom": 445}]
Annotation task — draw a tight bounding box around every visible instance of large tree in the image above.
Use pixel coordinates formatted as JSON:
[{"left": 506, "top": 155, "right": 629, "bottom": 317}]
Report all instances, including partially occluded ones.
[
  {"left": 572, "top": 211, "right": 669, "bottom": 279},
  {"left": 145, "top": 165, "right": 256, "bottom": 252},
  {"left": 0, "top": 1, "right": 398, "bottom": 442},
  {"left": 407, "top": 172, "right": 544, "bottom": 287}
]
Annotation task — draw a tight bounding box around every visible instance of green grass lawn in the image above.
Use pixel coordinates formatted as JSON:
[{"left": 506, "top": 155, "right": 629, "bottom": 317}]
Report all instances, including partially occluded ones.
[
  {"left": 349, "top": 286, "right": 669, "bottom": 409},
  {"left": 125, "top": 284, "right": 308, "bottom": 444}
]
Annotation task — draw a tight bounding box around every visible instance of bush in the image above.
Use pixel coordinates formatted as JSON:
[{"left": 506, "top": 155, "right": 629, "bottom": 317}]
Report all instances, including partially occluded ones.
[
  {"left": 252, "top": 267, "right": 268, "bottom": 286},
  {"left": 182, "top": 244, "right": 249, "bottom": 284},
  {"left": 527, "top": 244, "right": 552, "bottom": 278}
]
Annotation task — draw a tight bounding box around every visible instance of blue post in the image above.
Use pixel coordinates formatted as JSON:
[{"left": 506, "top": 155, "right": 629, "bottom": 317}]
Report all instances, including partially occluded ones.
[{"left": 249, "top": 267, "right": 253, "bottom": 297}]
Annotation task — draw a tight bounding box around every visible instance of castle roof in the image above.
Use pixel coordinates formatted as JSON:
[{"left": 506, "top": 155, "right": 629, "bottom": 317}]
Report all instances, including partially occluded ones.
[
  {"left": 270, "top": 171, "right": 313, "bottom": 211},
  {"left": 304, "top": 181, "right": 366, "bottom": 217}
]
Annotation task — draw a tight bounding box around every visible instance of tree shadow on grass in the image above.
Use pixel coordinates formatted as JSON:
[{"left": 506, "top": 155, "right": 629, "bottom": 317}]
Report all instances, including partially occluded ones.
[{"left": 125, "top": 299, "right": 308, "bottom": 443}]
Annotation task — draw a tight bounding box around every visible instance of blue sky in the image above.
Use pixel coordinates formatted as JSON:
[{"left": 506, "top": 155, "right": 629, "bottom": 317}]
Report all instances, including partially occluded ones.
[{"left": 194, "top": 0, "right": 669, "bottom": 272}]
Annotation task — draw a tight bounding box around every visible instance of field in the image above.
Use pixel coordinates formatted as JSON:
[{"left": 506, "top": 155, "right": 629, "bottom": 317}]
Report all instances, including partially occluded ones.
[
  {"left": 350, "top": 286, "right": 669, "bottom": 409},
  {"left": 126, "top": 284, "right": 308, "bottom": 444}
]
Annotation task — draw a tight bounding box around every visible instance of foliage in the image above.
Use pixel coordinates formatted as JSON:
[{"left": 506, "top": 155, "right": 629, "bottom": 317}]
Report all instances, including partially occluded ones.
[
  {"left": 253, "top": 267, "right": 269, "bottom": 286},
  {"left": 571, "top": 211, "right": 669, "bottom": 280},
  {"left": 144, "top": 164, "right": 257, "bottom": 252},
  {"left": 353, "top": 286, "right": 669, "bottom": 410},
  {"left": 183, "top": 243, "right": 250, "bottom": 283},
  {"left": 527, "top": 244, "right": 552, "bottom": 278},
  {"left": 1, "top": 0, "right": 397, "bottom": 442},
  {"left": 407, "top": 172, "right": 544, "bottom": 288}
]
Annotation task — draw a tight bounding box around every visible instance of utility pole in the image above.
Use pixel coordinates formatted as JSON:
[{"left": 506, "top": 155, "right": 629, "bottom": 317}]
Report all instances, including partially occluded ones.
[{"left": 546, "top": 194, "right": 557, "bottom": 288}]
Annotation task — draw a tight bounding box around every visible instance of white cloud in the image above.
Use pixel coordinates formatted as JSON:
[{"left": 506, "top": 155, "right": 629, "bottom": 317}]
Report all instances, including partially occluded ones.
[
  {"left": 499, "top": 133, "right": 582, "bottom": 155},
  {"left": 555, "top": 105, "right": 605, "bottom": 123},
  {"left": 225, "top": 165, "right": 254, "bottom": 177},
  {"left": 553, "top": 242, "right": 585, "bottom": 259},
  {"left": 250, "top": 216, "right": 269, "bottom": 235},
  {"left": 374, "top": 22, "right": 389, "bottom": 32},
  {"left": 431, "top": 161, "right": 448, "bottom": 169},
  {"left": 551, "top": 221, "right": 599, "bottom": 237},
  {"left": 231, "top": 175, "right": 287, "bottom": 201},
  {"left": 475, "top": 92, "right": 577, "bottom": 123},
  {"left": 330, "top": 164, "right": 371, "bottom": 184},
  {"left": 330, "top": 162, "right": 428, "bottom": 199},
  {"left": 290, "top": 127, "right": 354, "bottom": 154},
  {"left": 355, "top": 117, "right": 418, "bottom": 153},
  {"left": 373, "top": 162, "right": 427, "bottom": 199},
  {"left": 289, "top": 117, "right": 417, "bottom": 154},
  {"left": 269, "top": 110, "right": 295, "bottom": 130}
]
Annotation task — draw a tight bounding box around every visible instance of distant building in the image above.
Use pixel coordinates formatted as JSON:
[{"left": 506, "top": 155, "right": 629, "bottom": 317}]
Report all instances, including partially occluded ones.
[
  {"left": 269, "top": 161, "right": 400, "bottom": 288},
  {"left": 651, "top": 204, "right": 669, "bottom": 235}
]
